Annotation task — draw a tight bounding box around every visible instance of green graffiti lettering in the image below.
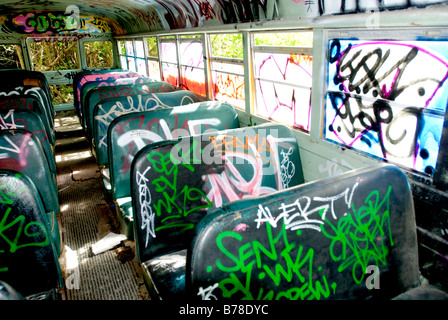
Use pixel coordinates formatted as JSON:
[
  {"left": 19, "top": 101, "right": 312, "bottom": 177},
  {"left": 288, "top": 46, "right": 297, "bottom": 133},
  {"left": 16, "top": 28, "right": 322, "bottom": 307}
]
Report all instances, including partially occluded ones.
[
  {"left": 321, "top": 186, "right": 393, "bottom": 284},
  {"left": 147, "top": 145, "right": 212, "bottom": 233},
  {"left": 215, "top": 223, "right": 334, "bottom": 300},
  {"left": 1, "top": 206, "right": 50, "bottom": 274}
]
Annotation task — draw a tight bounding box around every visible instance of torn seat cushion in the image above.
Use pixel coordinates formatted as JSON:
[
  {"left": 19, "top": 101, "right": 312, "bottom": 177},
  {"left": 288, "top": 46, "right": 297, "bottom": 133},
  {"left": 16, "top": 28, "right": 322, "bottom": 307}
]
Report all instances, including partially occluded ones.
[{"left": 141, "top": 249, "right": 187, "bottom": 299}]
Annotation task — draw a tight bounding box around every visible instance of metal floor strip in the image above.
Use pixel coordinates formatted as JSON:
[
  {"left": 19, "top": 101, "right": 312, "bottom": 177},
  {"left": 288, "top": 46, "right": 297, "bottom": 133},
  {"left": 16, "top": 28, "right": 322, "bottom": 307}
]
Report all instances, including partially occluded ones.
[{"left": 55, "top": 114, "right": 147, "bottom": 300}]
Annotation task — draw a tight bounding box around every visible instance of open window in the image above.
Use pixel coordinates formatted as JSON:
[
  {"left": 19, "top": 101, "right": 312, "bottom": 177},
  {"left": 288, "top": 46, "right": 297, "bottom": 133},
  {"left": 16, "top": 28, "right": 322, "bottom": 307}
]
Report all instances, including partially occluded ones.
[
  {"left": 0, "top": 44, "right": 24, "bottom": 69},
  {"left": 84, "top": 40, "right": 114, "bottom": 68},
  {"left": 28, "top": 37, "right": 80, "bottom": 105}
]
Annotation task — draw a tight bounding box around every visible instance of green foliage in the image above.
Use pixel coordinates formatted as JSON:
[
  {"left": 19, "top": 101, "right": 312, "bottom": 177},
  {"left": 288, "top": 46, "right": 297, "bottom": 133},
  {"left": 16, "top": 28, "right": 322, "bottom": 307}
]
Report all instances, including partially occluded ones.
[
  {"left": 30, "top": 41, "right": 79, "bottom": 71},
  {"left": 254, "top": 32, "right": 313, "bottom": 47},
  {"left": 84, "top": 41, "right": 114, "bottom": 68},
  {"left": 0, "top": 44, "right": 23, "bottom": 69},
  {"left": 210, "top": 33, "right": 243, "bottom": 59},
  {"left": 147, "top": 37, "right": 158, "bottom": 57}
]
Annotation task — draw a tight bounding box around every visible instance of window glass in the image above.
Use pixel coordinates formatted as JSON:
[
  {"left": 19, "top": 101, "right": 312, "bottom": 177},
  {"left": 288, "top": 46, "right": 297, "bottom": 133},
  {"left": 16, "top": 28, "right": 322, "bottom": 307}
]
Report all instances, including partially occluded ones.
[
  {"left": 254, "top": 31, "right": 313, "bottom": 131},
  {"left": 147, "top": 37, "right": 158, "bottom": 57},
  {"left": 180, "top": 35, "right": 205, "bottom": 96},
  {"left": 160, "top": 36, "right": 178, "bottom": 87},
  {"left": 146, "top": 37, "right": 160, "bottom": 80},
  {"left": 325, "top": 38, "right": 448, "bottom": 176},
  {"left": 209, "top": 33, "right": 245, "bottom": 109},
  {"left": 135, "top": 40, "right": 145, "bottom": 58}
]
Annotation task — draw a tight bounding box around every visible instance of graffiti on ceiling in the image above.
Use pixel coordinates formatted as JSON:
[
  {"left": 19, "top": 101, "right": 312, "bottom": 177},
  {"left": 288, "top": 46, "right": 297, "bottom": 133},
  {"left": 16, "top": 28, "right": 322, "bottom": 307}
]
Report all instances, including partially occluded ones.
[{"left": 0, "top": 0, "right": 446, "bottom": 35}]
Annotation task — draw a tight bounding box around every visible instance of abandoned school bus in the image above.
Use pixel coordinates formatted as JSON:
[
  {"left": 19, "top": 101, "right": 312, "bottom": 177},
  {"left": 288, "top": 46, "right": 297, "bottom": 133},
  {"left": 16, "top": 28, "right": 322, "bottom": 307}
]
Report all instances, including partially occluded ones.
[{"left": 0, "top": 0, "right": 448, "bottom": 304}]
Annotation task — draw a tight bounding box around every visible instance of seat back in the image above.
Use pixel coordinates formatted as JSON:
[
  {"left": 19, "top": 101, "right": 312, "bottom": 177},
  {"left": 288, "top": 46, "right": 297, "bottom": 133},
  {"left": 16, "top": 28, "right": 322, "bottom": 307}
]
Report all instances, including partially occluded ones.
[
  {"left": 0, "top": 170, "right": 61, "bottom": 297},
  {"left": 188, "top": 164, "right": 420, "bottom": 300},
  {"left": 0, "top": 69, "right": 53, "bottom": 116},
  {"left": 85, "top": 81, "right": 175, "bottom": 139},
  {"left": 109, "top": 101, "right": 240, "bottom": 201},
  {"left": 0, "top": 92, "right": 55, "bottom": 146},
  {"left": 0, "top": 109, "right": 56, "bottom": 175},
  {"left": 93, "top": 90, "right": 203, "bottom": 167},
  {"left": 0, "top": 130, "right": 60, "bottom": 254},
  {"left": 80, "top": 77, "right": 158, "bottom": 129},
  {"left": 131, "top": 123, "right": 304, "bottom": 262},
  {"left": 74, "top": 70, "right": 141, "bottom": 117}
]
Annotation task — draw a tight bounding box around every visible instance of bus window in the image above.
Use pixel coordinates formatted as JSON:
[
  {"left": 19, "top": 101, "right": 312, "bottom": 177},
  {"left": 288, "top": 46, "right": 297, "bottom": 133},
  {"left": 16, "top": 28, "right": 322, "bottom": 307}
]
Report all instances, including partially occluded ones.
[
  {"left": 179, "top": 35, "right": 205, "bottom": 97},
  {"left": 29, "top": 39, "right": 79, "bottom": 71},
  {"left": 209, "top": 33, "right": 244, "bottom": 109},
  {"left": 146, "top": 37, "right": 161, "bottom": 81},
  {"left": 84, "top": 40, "right": 114, "bottom": 68},
  {"left": 134, "top": 40, "right": 146, "bottom": 76},
  {"left": 125, "top": 40, "right": 137, "bottom": 73},
  {"left": 29, "top": 38, "right": 80, "bottom": 104},
  {"left": 118, "top": 40, "right": 127, "bottom": 70},
  {"left": 0, "top": 44, "right": 24, "bottom": 69},
  {"left": 253, "top": 31, "right": 313, "bottom": 132},
  {"left": 324, "top": 33, "right": 448, "bottom": 177},
  {"left": 160, "top": 36, "right": 179, "bottom": 87}
]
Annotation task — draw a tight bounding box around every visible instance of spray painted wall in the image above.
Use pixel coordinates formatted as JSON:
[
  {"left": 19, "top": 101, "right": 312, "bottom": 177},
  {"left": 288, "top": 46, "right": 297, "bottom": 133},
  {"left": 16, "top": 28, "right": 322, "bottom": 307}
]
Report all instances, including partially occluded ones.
[{"left": 0, "top": 0, "right": 446, "bottom": 35}]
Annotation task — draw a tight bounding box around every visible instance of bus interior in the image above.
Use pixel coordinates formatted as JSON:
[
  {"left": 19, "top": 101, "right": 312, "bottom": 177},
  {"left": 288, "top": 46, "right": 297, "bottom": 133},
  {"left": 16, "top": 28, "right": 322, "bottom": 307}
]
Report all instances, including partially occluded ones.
[{"left": 0, "top": 0, "right": 447, "bottom": 302}]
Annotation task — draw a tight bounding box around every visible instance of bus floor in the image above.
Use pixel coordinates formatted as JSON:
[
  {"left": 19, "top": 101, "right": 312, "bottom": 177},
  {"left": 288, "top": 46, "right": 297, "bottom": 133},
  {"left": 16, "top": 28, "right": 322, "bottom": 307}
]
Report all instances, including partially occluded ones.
[{"left": 54, "top": 110, "right": 149, "bottom": 300}]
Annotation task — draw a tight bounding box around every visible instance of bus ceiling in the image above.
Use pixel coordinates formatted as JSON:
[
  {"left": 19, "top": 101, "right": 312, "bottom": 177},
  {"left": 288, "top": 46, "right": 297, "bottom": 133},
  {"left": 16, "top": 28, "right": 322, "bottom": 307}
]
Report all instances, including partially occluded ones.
[{"left": 0, "top": 1, "right": 447, "bottom": 36}]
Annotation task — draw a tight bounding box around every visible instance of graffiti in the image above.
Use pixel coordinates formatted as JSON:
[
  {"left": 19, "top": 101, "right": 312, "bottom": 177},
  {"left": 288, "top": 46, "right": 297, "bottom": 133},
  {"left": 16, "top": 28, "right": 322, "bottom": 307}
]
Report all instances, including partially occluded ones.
[
  {"left": 0, "top": 179, "right": 50, "bottom": 272},
  {"left": 205, "top": 183, "right": 393, "bottom": 299},
  {"left": 216, "top": 0, "right": 278, "bottom": 24},
  {"left": 317, "top": 0, "right": 447, "bottom": 15},
  {"left": 31, "top": 34, "right": 92, "bottom": 42},
  {"left": 115, "top": 117, "right": 222, "bottom": 174},
  {"left": 12, "top": 11, "right": 76, "bottom": 34},
  {"left": 139, "top": 141, "right": 213, "bottom": 240},
  {"left": 136, "top": 166, "right": 157, "bottom": 242},
  {"left": 321, "top": 186, "right": 393, "bottom": 284},
  {"left": 212, "top": 222, "right": 334, "bottom": 299},
  {"left": 193, "top": 0, "right": 217, "bottom": 23},
  {"left": 1, "top": 7, "right": 111, "bottom": 35},
  {"left": 0, "top": 110, "right": 26, "bottom": 132},
  {"left": 154, "top": 0, "right": 207, "bottom": 29},
  {"left": 129, "top": 8, "right": 160, "bottom": 30},
  {"left": 94, "top": 93, "right": 199, "bottom": 150},
  {"left": 325, "top": 39, "right": 448, "bottom": 175},
  {"left": 255, "top": 181, "right": 359, "bottom": 232},
  {"left": 76, "top": 71, "right": 141, "bottom": 109},
  {"left": 137, "top": 128, "right": 300, "bottom": 243},
  {"left": 96, "top": 81, "right": 169, "bottom": 101},
  {"left": 160, "top": 38, "right": 207, "bottom": 96},
  {"left": 255, "top": 52, "right": 313, "bottom": 131}
]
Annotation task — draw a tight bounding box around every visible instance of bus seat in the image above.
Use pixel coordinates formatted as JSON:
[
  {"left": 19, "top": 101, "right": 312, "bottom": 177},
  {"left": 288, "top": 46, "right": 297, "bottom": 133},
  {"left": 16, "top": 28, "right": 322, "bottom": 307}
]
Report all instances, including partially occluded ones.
[
  {"left": 0, "top": 109, "right": 56, "bottom": 175},
  {"left": 0, "top": 94, "right": 55, "bottom": 146},
  {"left": 108, "top": 101, "right": 240, "bottom": 238},
  {"left": 0, "top": 130, "right": 61, "bottom": 255},
  {"left": 74, "top": 70, "right": 141, "bottom": 118},
  {"left": 92, "top": 89, "right": 204, "bottom": 168},
  {"left": 85, "top": 81, "right": 175, "bottom": 140},
  {"left": 131, "top": 123, "right": 304, "bottom": 299},
  {"left": 80, "top": 77, "right": 158, "bottom": 130},
  {"left": 0, "top": 69, "right": 53, "bottom": 117},
  {"left": 0, "top": 170, "right": 62, "bottom": 299},
  {"left": 0, "top": 281, "right": 24, "bottom": 300},
  {"left": 188, "top": 164, "right": 448, "bottom": 300}
]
